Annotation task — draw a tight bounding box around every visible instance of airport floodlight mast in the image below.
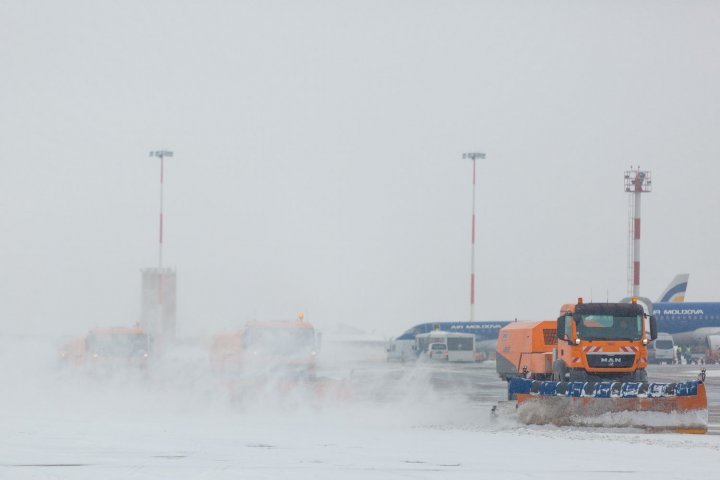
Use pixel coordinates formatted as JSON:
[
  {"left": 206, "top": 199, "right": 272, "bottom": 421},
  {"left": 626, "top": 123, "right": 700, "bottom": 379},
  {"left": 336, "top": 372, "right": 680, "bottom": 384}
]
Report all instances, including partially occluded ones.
[
  {"left": 149, "top": 150, "right": 173, "bottom": 272},
  {"left": 463, "top": 152, "right": 486, "bottom": 322},
  {"left": 624, "top": 167, "right": 652, "bottom": 297},
  {"left": 149, "top": 150, "right": 173, "bottom": 304}
]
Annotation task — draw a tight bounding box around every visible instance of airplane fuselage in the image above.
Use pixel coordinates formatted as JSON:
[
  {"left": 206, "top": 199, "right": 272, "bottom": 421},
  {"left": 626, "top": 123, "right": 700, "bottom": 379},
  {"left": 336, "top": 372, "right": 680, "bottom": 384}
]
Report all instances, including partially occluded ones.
[
  {"left": 394, "top": 321, "right": 510, "bottom": 351},
  {"left": 653, "top": 302, "right": 720, "bottom": 345}
]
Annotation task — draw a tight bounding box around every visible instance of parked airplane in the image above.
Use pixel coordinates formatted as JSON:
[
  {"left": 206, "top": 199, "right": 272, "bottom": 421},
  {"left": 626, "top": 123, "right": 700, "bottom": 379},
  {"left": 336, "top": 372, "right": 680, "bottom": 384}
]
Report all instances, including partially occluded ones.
[
  {"left": 653, "top": 302, "right": 720, "bottom": 346},
  {"left": 627, "top": 273, "right": 720, "bottom": 347}
]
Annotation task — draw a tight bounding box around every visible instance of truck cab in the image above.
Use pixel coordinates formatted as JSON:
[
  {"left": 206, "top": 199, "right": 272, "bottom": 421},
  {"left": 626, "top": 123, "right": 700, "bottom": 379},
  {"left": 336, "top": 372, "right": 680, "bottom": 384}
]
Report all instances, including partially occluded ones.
[
  {"left": 211, "top": 316, "right": 320, "bottom": 374},
  {"left": 554, "top": 298, "right": 657, "bottom": 382}
]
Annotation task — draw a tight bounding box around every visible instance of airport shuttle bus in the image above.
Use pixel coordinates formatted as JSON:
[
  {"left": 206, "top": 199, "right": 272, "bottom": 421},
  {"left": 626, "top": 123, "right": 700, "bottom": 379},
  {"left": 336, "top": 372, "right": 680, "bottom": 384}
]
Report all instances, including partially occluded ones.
[
  {"left": 388, "top": 321, "right": 510, "bottom": 362},
  {"left": 414, "top": 331, "right": 476, "bottom": 362}
]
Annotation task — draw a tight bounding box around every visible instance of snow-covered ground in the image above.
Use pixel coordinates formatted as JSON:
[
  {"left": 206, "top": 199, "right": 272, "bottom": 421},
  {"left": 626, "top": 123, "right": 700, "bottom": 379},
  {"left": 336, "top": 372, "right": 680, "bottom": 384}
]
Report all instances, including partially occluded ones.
[{"left": 2, "top": 336, "right": 720, "bottom": 479}]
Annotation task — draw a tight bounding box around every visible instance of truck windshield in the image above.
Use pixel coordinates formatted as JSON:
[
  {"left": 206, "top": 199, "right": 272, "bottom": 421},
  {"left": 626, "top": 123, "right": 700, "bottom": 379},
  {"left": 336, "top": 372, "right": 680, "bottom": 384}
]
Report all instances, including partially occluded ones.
[
  {"left": 576, "top": 314, "right": 642, "bottom": 341},
  {"left": 87, "top": 334, "right": 149, "bottom": 356},
  {"left": 655, "top": 340, "right": 674, "bottom": 349},
  {"left": 244, "top": 328, "right": 315, "bottom": 354}
]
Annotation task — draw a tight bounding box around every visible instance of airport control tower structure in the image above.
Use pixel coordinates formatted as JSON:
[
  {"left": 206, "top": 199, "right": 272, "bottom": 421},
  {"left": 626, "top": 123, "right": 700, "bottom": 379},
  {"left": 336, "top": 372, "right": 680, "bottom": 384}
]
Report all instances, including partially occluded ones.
[
  {"left": 141, "top": 268, "right": 176, "bottom": 339},
  {"left": 624, "top": 167, "right": 652, "bottom": 297}
]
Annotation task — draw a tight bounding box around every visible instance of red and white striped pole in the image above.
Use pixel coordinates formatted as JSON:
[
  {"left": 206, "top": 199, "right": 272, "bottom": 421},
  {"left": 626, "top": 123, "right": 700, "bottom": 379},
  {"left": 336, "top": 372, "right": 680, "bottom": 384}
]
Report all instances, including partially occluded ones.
[
  {"left": 624, "top": 167, "right": 651, "bottom": 298},
  {"left": 632, "top": 179, "right": 641, "bottom": 297},
  {"left": 150, "top": 150, "right": 173, "bottom": 304},
  {"left": 463, "top": 152, "right": 485, "bottom": 321},
  {"left": 159, "top": 154, "right": 165, "bottom": 271}
]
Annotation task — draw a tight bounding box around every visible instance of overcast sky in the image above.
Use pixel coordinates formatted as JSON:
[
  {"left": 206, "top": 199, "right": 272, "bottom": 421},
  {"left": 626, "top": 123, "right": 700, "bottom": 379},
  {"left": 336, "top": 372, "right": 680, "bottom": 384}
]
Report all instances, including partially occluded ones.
[{"left": 1, "top": 1, "right": 719, "bottom": 337}]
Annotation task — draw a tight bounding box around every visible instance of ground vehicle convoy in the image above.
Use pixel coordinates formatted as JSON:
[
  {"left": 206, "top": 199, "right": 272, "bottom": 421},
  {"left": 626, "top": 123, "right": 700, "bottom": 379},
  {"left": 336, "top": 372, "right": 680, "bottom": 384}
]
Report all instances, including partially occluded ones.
[
  {"left": 648, "top": 332, "right": 676, "bottom": 364},
  {"left": 495, "top": 298, "right": 708, "bottom": 432},
  {"left": 59, "top": 326, "right": 151, "bottom": 367}
]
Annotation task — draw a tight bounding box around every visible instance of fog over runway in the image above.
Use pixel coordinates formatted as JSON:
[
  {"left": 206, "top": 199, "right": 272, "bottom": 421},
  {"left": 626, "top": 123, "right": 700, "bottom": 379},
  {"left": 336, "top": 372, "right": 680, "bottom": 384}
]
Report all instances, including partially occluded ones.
[{"left": 2, "top": 336, "right": 720, "bottom": 479}]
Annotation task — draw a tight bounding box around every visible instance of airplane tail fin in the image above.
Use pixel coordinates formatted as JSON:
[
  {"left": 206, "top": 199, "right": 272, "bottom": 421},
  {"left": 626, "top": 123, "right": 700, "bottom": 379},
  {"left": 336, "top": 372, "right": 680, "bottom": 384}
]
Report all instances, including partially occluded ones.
[{"left": 657, "top": 274, "right": 690, "bottom": 303}]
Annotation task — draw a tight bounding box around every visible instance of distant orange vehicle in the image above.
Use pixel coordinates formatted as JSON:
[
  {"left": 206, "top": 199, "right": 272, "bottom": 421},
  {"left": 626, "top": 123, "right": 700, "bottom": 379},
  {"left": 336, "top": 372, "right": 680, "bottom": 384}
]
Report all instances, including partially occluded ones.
[
  {"left": 59, "top": 336, "right": 86, "bottom": 366},
  {"left": 211, "top": 315, "right": 320, "bottom": 374},
  {"left": 59, "top": 326, "right": 152, "bottom": 368},
  {"left": 211, "top": 315, "right": 352, "bottom": 404}
]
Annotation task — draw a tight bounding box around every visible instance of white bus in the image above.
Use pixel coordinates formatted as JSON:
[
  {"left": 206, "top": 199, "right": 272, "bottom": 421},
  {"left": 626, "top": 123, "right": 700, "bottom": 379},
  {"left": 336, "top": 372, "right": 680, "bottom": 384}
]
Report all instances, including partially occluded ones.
[{"left": 414, "top": 331, "right": 476, "bottom": 362}]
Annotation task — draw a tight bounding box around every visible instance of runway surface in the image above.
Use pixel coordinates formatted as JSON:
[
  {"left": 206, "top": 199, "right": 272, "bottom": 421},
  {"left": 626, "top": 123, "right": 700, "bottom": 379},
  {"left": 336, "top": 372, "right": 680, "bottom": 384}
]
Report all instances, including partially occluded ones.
[
  {"left": 2, "top": 337, "right": 720, "bottom": 479},
  {"left": 343, "top": 356, "right": 720, "bottom": 433}
]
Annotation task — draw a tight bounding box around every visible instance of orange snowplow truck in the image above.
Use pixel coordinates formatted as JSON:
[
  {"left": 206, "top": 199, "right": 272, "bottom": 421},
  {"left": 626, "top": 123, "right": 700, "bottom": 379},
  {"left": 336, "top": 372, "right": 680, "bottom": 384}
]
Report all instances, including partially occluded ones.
[
  {"left": 211, "top": 316, "right": 320, "bottom": 373},
  {"left": 497, "top": 298, "right": 657, "bottom": 383},
  {"left": 60, "top": 326, "right": 151, "bottom": 367}
]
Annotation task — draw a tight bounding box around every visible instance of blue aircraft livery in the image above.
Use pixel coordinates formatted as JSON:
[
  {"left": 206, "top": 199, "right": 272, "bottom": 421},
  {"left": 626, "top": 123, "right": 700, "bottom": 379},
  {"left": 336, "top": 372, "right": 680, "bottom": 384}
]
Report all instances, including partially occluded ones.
[
  {"left": 653, "top": 302, "right": 720, "bottom": 335},
  {"left": 391, "top": 277, "right": 709, "bottom": 347},
  {"left": 395, "top": 321, "right": 510, "bottom": 342}
]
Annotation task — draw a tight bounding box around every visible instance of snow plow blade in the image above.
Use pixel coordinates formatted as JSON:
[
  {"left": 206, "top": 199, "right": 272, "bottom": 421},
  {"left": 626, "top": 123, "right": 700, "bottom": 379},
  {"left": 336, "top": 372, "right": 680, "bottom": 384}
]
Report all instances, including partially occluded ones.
[{"left": 509, "top": 377, "right": 708, "bottom": 433}]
